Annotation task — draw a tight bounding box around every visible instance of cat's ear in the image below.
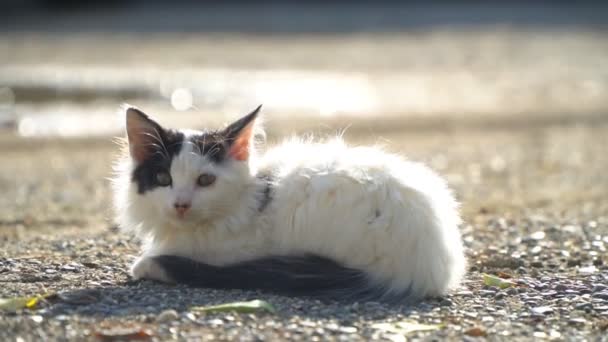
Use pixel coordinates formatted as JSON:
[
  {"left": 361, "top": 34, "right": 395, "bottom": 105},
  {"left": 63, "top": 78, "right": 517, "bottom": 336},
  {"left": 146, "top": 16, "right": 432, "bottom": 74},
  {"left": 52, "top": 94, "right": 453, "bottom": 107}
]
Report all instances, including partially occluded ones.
[
  {"left": 222, "top": 104, "right": 262, "bottom": 161},
  {"left": 125, "top": 106, "right": 164, "bottom": 163}
]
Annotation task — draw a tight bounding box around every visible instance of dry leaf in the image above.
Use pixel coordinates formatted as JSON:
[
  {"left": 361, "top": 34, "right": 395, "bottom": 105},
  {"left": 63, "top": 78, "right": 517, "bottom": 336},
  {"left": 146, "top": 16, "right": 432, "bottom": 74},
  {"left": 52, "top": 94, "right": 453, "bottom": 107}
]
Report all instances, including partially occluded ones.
[
  {"left": 94, "top": 327, "right": 152, "bottom": 341},
  {"left": 372, "top": 321, "right": 443, "bottom": 336},
  {"left": 465, "top": 326, "right": 487, "bottom": 337},
  {"left": 496, "top": 271, "right": 513, "bottom": 279},
  {"left": 191, "top": 299, "right": 276, "bottom": 314}
]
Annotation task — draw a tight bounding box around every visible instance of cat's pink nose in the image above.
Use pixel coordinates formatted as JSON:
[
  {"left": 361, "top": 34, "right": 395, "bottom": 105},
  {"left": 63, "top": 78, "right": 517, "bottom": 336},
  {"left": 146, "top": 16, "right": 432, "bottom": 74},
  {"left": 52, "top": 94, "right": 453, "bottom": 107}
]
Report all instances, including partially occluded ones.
[{"left": 174, "top": 202, "right": 191, "bottom": 216}]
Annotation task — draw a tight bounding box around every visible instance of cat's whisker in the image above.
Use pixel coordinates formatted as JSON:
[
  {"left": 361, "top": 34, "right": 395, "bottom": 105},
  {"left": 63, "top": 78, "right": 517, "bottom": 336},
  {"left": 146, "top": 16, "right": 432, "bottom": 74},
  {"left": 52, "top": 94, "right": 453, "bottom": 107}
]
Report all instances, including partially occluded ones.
[
  {"left": 194, "top": 141, "right": 203, "bottom": 155},
  {"left": 140, "top": 132, "right": 169, "bottom": 159},
  {"left": 201, "top": 134, "right": 207, "bottom": 155},
  {"left": 151, "top": 127, "right": 171, "bottom": 158},
  {"left": 151, "top": 150, "right": 169, "bottom": 159},
  {"left": 167, "top": 140, "right": 186, "bottom": 149},
  {"left": 207, "top": 146, "right": 221, "bottom": 159},
  {"left": 142, "top": 142, "right": 170, "bottom": 160}
]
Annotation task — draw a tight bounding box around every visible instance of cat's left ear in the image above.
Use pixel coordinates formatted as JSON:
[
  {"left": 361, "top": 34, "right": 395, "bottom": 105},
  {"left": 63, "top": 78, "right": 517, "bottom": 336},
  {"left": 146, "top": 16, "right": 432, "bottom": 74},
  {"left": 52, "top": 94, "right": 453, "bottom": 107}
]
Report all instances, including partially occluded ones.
[
  {"left": 124, "top": 106, "right": 165, "bottom": 163},
  {"left": 222, "top": 104, "right": 262, "bottom": 161}
]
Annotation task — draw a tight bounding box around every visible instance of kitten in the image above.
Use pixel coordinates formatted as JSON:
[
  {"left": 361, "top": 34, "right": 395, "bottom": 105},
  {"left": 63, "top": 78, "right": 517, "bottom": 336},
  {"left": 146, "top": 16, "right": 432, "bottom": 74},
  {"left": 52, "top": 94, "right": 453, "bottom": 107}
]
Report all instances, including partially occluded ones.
[{"left": 112, "top": 105, "right": 466, "bottom": 302}]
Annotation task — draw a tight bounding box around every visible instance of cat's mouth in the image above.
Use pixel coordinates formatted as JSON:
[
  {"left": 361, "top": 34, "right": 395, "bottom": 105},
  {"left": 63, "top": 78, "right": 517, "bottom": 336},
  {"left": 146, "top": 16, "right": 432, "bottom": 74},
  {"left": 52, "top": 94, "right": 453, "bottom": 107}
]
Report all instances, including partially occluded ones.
[
  {"left": 166, "top": 215, "right": 212, "bottom": 231},
  {"left": 173, "top": 211, "right": 192, "bottom": 221},
  {"left": 168, "top": 211, "right": 207, "bottom": 225},
  {"left": 167, "top": 215, "right": 194, "bottom": 228}
]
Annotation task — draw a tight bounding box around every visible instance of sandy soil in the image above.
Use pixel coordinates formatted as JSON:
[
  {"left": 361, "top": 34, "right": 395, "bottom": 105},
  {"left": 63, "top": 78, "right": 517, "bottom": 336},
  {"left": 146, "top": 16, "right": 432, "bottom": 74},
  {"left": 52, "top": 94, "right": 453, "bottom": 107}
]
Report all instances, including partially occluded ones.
[{"left": 1, "top": 116, "right": 607, "bottom": 340}]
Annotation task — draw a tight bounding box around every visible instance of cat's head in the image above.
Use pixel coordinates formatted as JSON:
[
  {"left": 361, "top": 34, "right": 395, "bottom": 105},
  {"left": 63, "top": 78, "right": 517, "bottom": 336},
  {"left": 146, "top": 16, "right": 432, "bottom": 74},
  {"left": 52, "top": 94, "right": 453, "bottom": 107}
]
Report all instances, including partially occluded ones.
[{"left": 114, "top": 105, "right": 262, "bottom": 236}]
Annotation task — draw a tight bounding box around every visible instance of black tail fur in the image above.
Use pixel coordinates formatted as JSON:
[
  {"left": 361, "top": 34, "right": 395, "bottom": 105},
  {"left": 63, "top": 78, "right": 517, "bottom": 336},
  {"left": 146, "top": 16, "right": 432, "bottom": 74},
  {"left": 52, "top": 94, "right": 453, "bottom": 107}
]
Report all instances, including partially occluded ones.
[{"left": 151, "top": 254, "right": 399, "bottom": 302}]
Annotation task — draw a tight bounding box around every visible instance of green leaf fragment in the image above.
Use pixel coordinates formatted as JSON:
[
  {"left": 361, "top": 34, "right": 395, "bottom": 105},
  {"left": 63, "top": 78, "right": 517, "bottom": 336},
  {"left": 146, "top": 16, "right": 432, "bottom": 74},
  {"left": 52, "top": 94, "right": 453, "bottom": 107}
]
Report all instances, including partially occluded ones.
[
  {"left": 372, "top": 321, "right": 444, "bottom": 335},
  {"left": 0, "top": 294, "right": 51, "bottom": 311},
  {"left": 483, "top": 273, "right": 516, "bottom": 289},
  {"left": 191, "top": 299, "right": 276, "bottom": 314}
]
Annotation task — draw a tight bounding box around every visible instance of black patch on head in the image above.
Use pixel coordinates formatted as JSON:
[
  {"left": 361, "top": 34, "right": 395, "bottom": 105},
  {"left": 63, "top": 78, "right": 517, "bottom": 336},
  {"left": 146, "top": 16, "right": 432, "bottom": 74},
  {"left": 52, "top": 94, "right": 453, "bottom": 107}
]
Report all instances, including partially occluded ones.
[
  {"left": 187, "top": 105, "right": 262, "bottom": 164},
  {"left": 188, "top": 131, "right": 228, "bottom": 164},
  {"left": 132, "top": 129, "right": 185, "bottom": 194}
]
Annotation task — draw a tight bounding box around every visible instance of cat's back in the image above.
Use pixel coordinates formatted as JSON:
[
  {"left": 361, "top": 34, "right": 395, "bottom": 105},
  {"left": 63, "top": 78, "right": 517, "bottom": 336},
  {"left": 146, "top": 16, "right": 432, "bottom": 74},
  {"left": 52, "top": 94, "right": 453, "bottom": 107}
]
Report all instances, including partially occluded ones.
[
  {"left": 257, "top": 137, "right": 464, "bottom": 299},
  {"left": 260, "top": 137, "right": 399, "bottom": 179},
  {"left": 259, "top": 137, "right": 448, "bottom": 197}
]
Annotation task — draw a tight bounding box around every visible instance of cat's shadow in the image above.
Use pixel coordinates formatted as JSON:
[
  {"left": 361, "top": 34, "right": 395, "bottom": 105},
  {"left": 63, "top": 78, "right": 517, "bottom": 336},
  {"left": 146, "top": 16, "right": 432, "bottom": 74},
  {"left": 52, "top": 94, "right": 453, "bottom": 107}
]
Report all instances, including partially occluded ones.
[{"left": 44, "top": 281, "right": 441, "bottom": 321}]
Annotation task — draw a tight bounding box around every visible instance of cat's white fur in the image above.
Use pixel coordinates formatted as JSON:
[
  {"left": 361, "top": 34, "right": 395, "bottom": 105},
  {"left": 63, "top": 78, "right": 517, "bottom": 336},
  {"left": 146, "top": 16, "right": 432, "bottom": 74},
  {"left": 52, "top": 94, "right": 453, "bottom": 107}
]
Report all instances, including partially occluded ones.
[{"left": 113, "top": 112, "right": 466, "bottom": 300}]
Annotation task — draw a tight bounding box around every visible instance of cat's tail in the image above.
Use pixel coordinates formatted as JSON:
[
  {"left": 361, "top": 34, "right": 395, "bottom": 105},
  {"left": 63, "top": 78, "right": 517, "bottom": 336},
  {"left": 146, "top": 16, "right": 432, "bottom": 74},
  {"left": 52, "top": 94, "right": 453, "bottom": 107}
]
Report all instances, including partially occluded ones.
[{"left": 149, "top": 254, "right": 410, "bottom": 302}]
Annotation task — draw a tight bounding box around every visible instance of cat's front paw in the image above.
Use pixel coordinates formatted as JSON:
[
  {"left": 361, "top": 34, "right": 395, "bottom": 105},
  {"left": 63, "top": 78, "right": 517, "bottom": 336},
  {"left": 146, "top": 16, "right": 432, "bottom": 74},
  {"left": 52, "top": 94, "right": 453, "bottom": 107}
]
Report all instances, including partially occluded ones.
[{"left": 130, "top": 257, "right": 173, "bottom": 283}]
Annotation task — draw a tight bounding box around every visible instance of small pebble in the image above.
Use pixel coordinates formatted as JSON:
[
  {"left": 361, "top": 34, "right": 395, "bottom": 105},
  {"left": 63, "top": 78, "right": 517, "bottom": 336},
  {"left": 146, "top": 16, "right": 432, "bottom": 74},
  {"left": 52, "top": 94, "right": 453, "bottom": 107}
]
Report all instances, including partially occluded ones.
[
  {"left": 574, "top": 303, "right": 593, "bottom": 311},
  {"left": 567, "top": 259, "right": 582, "bottom": 267},
  {"left": 30, "top": 315, "right": 43, "bottom": 323},
  {"left": 592, "top": 292, "right": 608, "bottom": 300},
  {"left": 208, "top": 318, "right": 223, "bottom": 325},
  {"left": 529, "top": 231, "right": 546, "bottom": 240},
  {"left": 440, "top": 299, "right": 453, "bottom": 307},
  {"left": 494, "top": 292, "right": 505, "bottom": 300},
  {"left": 592, "top": 285, "right": 607, "bottom": 293},
  {"left": 81, "top": 261, "right": 100, "bottom": 268},
  {"left": 506, "top": 288, "right": 519, "bottom": 296},
  {"left": 463, "top": 311, "right": 478, "bottom": 319},
  {"left": 578, "top": 266, "right": 597, "bottom": 274},
  {"left": 339, "top": 327, "right": 357, "bottom": 334},
  {"left": 568, "top": 317, "right": 587, "bottom": 325},
  {"left": 156, "top": 309, "right": 179, "bottom": 323},
  {"left": 531, "top": 306, "right": 554, "bottom": 315}
]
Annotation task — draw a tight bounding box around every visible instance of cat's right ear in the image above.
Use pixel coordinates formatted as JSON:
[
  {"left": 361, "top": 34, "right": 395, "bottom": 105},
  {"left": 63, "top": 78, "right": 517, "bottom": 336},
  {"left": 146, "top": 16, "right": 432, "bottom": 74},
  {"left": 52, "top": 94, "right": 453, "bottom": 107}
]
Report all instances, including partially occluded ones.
[
  {"left": 221, "top": 104, "right": 262, "bottom": 161},
  {"left": 125, "top": 106, "right": 164, "bottom": 163}
]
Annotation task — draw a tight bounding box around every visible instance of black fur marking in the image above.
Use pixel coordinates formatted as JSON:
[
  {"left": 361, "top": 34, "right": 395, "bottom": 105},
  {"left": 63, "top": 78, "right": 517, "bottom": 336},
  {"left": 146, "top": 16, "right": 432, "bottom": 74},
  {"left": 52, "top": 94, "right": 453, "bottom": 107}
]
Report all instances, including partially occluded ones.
[
  {"left": 186, "top": 105, "right": 262, "bottom": 164},
  {"left": 131, "top": 129, "right": 185, "bottom": 194},
  {"left": 256, "top": 173, "right": 274, "bottom": 212},
  {"left": 152, "top": 254, "right": 407, "bottom": 302},
  {"left": 188, "top": 132, "right": 228, "bottom": 164}
]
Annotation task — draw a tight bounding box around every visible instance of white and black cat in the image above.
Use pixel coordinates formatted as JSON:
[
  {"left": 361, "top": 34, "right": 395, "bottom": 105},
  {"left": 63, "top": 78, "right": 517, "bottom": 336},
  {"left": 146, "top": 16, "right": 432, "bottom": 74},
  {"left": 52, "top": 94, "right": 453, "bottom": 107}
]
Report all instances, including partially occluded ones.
[{"left": 113, "top": 105, "right": 466, "bottom": 302}]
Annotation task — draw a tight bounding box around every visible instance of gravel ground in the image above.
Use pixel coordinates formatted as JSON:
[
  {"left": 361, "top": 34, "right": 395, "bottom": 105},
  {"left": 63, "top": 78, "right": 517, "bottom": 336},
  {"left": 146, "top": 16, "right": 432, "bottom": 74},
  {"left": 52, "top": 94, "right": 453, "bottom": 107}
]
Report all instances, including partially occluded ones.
[{"left": 1, "top": 117, "right": 607, "bottom": 341}]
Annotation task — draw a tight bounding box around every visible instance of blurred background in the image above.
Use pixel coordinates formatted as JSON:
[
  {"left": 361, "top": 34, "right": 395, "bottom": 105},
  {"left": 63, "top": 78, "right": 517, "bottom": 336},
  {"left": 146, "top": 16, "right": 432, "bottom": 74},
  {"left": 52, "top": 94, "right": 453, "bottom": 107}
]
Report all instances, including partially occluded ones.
[
  {"left": 1, "top": 0, "right": 607, "bottom": 137},
  {"left": 1, "top": 1, "right": 608, "bottom": 235}
]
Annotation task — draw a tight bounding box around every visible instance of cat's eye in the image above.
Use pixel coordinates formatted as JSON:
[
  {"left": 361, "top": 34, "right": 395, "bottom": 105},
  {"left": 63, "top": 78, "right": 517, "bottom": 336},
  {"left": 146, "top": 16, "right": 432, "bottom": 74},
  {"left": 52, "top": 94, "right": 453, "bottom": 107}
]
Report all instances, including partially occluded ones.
[
  {"left": 197, "top": 173, "right": 216, "bottom": 187},
  {"left": 155, "top": 172, "right": 172, "bottom": 186}
]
